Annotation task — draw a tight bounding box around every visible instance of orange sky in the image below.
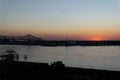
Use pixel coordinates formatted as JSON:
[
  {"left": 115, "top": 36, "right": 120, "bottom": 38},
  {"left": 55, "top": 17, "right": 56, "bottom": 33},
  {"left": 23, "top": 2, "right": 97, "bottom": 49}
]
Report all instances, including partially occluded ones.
[{"left": 1, "top": 0, "right": 120, "bottom": 40}]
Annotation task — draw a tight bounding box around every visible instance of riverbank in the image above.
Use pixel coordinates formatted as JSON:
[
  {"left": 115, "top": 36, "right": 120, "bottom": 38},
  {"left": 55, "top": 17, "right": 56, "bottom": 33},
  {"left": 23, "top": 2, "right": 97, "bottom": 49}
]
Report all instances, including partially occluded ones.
[{"left": 0, "top": 60, "right": 120, "bottom": 80}]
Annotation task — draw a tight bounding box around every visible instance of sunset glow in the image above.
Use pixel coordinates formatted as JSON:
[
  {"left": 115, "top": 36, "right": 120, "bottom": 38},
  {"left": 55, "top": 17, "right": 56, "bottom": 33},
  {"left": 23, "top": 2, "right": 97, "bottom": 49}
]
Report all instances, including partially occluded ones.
[
  {"left": 91, "top": 37, "right": 103, "bottom": 41},
  {"left": 1, "top": 0, "right": 120, "bottom": 40}
]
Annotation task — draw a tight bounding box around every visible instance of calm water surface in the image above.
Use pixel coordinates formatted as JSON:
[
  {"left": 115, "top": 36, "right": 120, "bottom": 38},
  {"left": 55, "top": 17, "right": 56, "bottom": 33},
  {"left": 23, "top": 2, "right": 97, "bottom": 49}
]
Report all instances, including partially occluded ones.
[{"left": 0, "top": 45, "right": 120, "bottom": 71}]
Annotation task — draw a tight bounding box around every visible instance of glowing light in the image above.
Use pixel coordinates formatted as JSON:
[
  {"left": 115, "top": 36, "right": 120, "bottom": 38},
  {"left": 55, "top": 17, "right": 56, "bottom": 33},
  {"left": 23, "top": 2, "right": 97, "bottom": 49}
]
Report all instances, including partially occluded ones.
[{"left": 91, "top": 37, "right": 103, "bottom": 41}]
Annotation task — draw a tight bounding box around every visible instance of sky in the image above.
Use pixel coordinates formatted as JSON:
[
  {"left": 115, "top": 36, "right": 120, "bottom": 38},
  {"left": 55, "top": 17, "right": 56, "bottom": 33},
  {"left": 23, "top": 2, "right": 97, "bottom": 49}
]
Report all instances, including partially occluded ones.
[{"left": 1, "top": 0, "right": 120, "bottom": 40}]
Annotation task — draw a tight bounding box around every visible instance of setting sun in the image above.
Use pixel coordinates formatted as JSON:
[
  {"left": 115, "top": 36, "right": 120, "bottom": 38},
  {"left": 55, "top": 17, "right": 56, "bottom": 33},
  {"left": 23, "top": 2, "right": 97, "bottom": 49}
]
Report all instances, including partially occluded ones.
[{"left": 91, "top": 37, "right": 103, "bottom": 41}]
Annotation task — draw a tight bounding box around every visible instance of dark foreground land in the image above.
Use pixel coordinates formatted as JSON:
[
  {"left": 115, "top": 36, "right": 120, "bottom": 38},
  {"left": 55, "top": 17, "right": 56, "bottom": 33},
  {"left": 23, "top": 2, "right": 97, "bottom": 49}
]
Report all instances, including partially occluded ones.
[{"left": 0, "top": 60, "right": 120, "bottom": 80}]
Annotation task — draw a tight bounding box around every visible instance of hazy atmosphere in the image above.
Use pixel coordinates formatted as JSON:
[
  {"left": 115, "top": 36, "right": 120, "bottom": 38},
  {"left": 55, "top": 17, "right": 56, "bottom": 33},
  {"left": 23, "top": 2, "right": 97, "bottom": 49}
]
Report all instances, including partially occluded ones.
[{"left": 1, "top": 0, "right": 120, "bottom": 40}]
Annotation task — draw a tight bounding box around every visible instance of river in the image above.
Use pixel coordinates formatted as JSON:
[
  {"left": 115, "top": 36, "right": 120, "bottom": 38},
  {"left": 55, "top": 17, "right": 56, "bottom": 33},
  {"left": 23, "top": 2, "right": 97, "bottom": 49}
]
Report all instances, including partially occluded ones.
[{"left": 0, "top": 45, "right": 120, "bottom": 71}]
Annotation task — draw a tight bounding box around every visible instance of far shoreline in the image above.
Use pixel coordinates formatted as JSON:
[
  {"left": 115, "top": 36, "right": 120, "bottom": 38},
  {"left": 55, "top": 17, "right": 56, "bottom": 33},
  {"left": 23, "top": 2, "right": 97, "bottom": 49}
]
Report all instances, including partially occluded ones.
[{"left": 0, "top": 40, "right": 120, "bottom": 46}]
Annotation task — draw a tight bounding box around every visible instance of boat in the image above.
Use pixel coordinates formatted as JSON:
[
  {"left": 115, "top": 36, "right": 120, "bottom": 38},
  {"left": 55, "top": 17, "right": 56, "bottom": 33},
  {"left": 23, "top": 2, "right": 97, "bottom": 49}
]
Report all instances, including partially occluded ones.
[{"left": 0, "top": 49, "right": 19, "bottom": 61}]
